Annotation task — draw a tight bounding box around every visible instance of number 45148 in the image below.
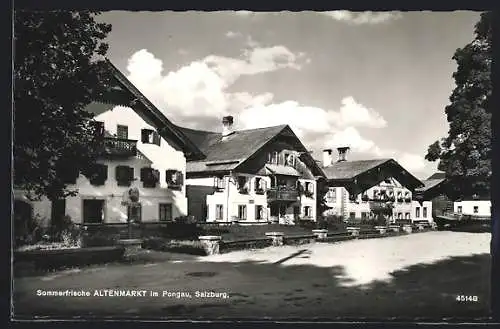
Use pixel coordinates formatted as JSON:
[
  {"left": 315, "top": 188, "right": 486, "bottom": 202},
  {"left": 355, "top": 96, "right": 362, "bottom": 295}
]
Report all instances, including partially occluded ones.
[{"left": 456, "top": 295, "right": 479, "bottom": 302}]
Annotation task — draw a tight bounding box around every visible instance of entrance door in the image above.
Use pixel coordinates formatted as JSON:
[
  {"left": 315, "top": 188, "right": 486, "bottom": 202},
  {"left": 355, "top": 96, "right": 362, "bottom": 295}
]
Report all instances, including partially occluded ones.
[
  {"left": 51, "top": 199, "right": 66, "bottom": 227},
  {"left": 83, "top": 199, "right": 105, "bottom": 224}
]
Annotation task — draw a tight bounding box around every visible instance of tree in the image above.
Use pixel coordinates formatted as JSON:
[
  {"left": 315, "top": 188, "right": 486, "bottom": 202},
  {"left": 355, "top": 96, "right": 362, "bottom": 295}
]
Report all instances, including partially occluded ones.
[
  {"left": 14, "top": 11, "right": 113, "bottom": 201},
  {"left": 425, "top": 12, "right": 492, "bottom": 201}
]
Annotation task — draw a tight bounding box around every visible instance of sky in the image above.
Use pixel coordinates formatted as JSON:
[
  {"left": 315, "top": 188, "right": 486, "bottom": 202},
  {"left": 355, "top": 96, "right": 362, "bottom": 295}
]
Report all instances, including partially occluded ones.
[{"left": 98, "top": 10, "right": 481, "bottom": 180}]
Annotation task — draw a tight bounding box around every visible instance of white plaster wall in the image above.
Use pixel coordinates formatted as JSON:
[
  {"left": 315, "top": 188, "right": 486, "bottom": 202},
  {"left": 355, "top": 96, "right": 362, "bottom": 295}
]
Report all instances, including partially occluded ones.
[
  {"left": 324, "top": 177, "right": 416, "bottom": 220},
  {"left": 204, "top": 174, "right": 271, "bottom": 222},
  {"left": 13, "top": 104, "right": 189, "bottom": 225},
  {"left": 454, "top": 200, "right": 491, "bottom": 216},
  {"left": 411, "top": 201, "right": 433, "bottom": 223}
]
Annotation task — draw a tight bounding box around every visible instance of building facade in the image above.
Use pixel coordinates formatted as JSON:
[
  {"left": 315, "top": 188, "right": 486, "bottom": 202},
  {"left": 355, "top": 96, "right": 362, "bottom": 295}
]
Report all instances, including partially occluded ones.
[
  {"left": 13, "top": 60, "right": 203, "bottom": 227},
  {"left": 182, "top": 117, "right": 323, "bottom": 224},
  {"left": 321, "top": 148, "right": 432, "bottom": 224}
]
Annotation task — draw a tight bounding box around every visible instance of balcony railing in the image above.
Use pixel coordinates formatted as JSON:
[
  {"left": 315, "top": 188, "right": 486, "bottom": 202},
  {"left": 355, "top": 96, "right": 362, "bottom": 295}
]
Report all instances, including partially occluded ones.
[
  {"left": 100, "top": 137, "right": 138, "bottom": 157},
  {"left": 267, "top": 187, "right": 299, "bottom": 202}
]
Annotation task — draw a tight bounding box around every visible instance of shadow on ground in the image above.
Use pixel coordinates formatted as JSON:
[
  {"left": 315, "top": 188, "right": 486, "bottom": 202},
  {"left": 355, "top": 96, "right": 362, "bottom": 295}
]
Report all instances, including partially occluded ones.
[{"left": 13, "top": 250, "right": 491, "bottom": 322}]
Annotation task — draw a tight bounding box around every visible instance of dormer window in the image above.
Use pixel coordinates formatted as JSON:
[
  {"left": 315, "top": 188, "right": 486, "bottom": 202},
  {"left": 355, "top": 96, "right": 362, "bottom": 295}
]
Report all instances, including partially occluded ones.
[{"left": 141, "top": 129, "right": 161, "bottom": 146}]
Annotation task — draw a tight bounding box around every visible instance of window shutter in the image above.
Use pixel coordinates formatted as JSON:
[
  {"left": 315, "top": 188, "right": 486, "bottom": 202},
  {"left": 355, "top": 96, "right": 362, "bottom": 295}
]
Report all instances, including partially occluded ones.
[
  {"left": 177, "top": 171, "right": 184, "bottom": 186},
  {"left": 116, "top": 166, "right": 124, "bottom": 181},
  {"left": 153, "top": 131, "right": 161, "bottom": 146},
  {"left": 128, "top": 166, "right": 134, "bottom": 181},
  {"left": 140, "top": 167, "right": 148, "bottom": 181},
  {"left": 141, "top": 129, "right": 150, "bottom": 143}
]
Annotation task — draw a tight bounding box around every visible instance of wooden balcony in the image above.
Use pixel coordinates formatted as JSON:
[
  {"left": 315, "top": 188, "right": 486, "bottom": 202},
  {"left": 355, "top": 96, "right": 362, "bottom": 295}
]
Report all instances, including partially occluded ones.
[
  {"left": 100, "top": 137, "right": 138, "bottom": 157},
  {"left": 267, "top": 187, "right": 299, "bottom": 203}
]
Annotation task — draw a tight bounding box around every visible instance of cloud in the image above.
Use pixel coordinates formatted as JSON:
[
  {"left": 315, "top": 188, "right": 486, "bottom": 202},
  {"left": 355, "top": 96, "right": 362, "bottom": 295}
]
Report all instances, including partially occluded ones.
[
  {"left": 124, "top": 47, "right": 425, "bottom": 176},
  {"left": 397, "top": 153, "right": 427, "bottom": 173},
  {"left": 225, "top": 31, "right": 242, "bottom": 38},
  {"left": 203, "top": 45, "right": 302, "bottom": 84},
  {"left": 319, "top": 11, "right": 402, "bottom": 25}
]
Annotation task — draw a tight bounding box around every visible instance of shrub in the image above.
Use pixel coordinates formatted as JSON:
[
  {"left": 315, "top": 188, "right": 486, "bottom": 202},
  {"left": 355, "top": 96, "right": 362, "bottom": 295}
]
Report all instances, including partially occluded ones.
[{"left": 14, "top": 214, "right": 49, "bottom": 247}]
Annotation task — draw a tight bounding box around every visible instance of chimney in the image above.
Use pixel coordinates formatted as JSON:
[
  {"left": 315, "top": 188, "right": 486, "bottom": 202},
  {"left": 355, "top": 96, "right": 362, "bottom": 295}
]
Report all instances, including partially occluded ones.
[
  {"left": 322, "top": 149, "right": 333, "bottom": 167},
  {"left": 222, "top": 116, "right": 234, "bottom": 139},
  {"left": 337, "top": 146, "right": 350, "bottom": 162}
]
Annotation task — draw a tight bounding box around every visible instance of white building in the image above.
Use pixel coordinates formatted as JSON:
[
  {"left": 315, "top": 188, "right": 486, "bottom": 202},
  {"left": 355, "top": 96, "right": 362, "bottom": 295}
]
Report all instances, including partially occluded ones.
[
  {"left": 321, "top": 147, "right": 432, "bottom": 224},
  {"left": 454, "top": 199, "right": 491, "bottom": 217},
  {"left": 13, "top": 60, "right": 204, "bottom": 227},
  {"left": 182, "top": 116, "right": 324, "bottom": 224}
]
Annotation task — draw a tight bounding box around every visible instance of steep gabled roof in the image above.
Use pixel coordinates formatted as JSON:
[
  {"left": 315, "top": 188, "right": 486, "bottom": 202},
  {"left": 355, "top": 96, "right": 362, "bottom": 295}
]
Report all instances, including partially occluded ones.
[
  {"left": 179, "top": 125, "right": 288, "bottom": 173},
  {"left": 322, "top": 159, "right": 391, "bottom": 180},
  {"left": 322, "top": 158, "right": 424, "bottom": 191},
  {"left": 416, "top": 178, "right": 446, "bottom": 192},
  {"left": 426, "top": 172, "right": 446, "bottom": 180},
  {"left": 90, "top": 59, "right": 205, "bottom": 161},
  {"left": 178, "top": 124, "right": 324, "bottom": 177},
  {"left": 179, "top": 125, "right": 288, "bottom": 162}
]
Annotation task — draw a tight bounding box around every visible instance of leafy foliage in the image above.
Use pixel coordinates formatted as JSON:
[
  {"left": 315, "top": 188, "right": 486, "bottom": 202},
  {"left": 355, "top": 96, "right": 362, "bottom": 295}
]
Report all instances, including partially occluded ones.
[
  {"left": 315, "top": 177, "right": 332, "bottom": 219},
  {"left": 425, "top": 12, "right": 492, "bottom": 200},
  {"left": 14, "top": 11, "right": 113, "bottom": 200}
]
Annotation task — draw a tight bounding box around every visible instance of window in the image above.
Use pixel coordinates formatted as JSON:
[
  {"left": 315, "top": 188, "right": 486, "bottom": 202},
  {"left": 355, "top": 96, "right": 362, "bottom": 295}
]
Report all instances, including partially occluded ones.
[
  {"left": 116, "top": 125, "right": 128, "bottom": 139},
  {"left": 92, "top": 121, "right": 105, "bottom": 138},
  {"left": 238, "top": 205, "right": 247, "bottom": 220},
  {"left": 384, "top": 178, "right": 391, "bottom": 184},
  {"left": 83, "top": 199, "right": 105, "bottom": 224},
  {"left": 373, "top": 190, "right": 379, "bottom": 199},
  {"left": 473, "top": 206, "right": 479, "bottom": 214},
  {"left": 237, "top": 176, "right": 248, "bottom": 193},
  {"left": 159, "top": 203, "right": 172, "bottom": 222},
  {"left": 305, "top": 182, "right": 314, "bottom": 197},
  {"left": 256, "top": 205, "right": 264, "bottom": 220},
  {"left": 166, "top": 170, "right": 183, "bottom": 190},
  {"left": 398, "top": 213, "right": 403, "bottom": 219},
  {"left": 254, "top": 177, "right": 266, "bottom": 194},
  {"left": 214, "top": 177, "right": 225, "bottom": 190},
  {"left": 326, "top": 188, "right": 336, "bottom": 202},
  {"left": 457, "top": 206, "right": 462, "bottom": 213},
  {"left": 349, "top": 212, "right": 356, "bottom": 220},
  {"left": 304, "top": 206, "right": 313, "bottom": 218},
  {"left": 141, "top": 167, "right": 160, "bottom": 188},
  {"left": 423, "top": 207, "right": 428, "bottom": 218},
  {"left": 215, "top": 204, "right": 224, "bottom": 220},
  {"left": 405, "top": 212, "right": 410, "bottom": 219},
  {"left": 88, "top": 164, "right": 108, "bottom": 186},
  {"left": 415, "top": 207, "right": 420, "bottom": 218},
  {"left": 115, "top": 166, "right": 134, "bottom": 186},
  {"left": 141, "top": 129, "right": 161, "bottom": 146},
  {"left": 285, "top": 153, "right": 295, "bottom": 167},
  {"left": 361, "top": 212, "right": 368, "bottom": 220},
  {"left": 127, "top": 204, "right": 142, "bottom": 223},
  {"left": 268, "top": 151, "right": 278, "bottom": 164}
]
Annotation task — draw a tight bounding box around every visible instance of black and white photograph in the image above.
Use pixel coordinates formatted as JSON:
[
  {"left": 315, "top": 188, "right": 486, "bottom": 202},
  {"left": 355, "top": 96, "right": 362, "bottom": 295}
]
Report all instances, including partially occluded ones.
[{"left": 11, "top": 9, "right": 494, "bottom": 322}]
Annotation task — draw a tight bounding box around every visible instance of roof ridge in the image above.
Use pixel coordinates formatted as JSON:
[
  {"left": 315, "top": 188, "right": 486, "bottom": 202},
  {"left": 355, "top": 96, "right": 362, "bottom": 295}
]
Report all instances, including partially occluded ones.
[{"left": 177, "top": 123, "right": 288, "bottom": 135}]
